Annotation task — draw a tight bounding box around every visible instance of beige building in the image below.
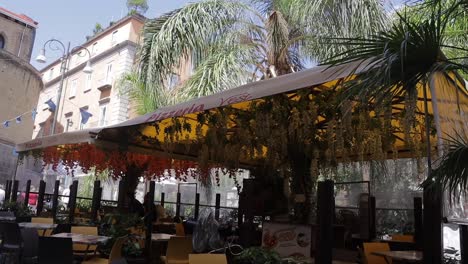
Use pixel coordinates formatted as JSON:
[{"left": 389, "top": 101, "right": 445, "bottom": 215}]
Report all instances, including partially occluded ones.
[
  {"left": 0, "top": 7, "right": 41, "bottom": 184},
  {"left": 33, "top": 15, "right": 145, "bottom": 138}
]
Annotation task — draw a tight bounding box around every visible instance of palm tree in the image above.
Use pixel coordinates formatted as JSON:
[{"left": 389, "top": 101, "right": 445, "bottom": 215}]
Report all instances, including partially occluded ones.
[
  {"left": 321, "top": 1, "right": 467, "bottom": 261},
  {"left": 322, "top": 0, "right": 467, "bottom": 166},
  {"left": 128, "top": 0, "right": 388, "bottom": 114}
]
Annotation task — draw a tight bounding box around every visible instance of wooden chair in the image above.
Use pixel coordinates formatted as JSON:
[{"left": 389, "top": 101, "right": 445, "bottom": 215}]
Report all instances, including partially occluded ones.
[
  {"left": 175, "top": 223, "right": 185, "bottom": 236},
  {"left": 82, "top": 236, "right": 126, "bottom": 264},
  {"left": 391, "top": 234, "right": 414, "bottom": 242},
  {"left": 71, "top": 226, "right": 98, "bottom": 258},
  {"left": 32, "top": 217, "right": 54, "bottom": 236},
  {"left": 363, "top": 242, "right": 391, "bottom": 264},
  {"left": 161, "top": 236, "right": 193, "bottom": 264},
  {"left": 189, "top": 254, "right": 227, "bottom": 264}
]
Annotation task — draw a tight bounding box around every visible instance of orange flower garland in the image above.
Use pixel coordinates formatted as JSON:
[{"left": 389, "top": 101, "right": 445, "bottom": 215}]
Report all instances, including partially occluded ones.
[{"left": 38, "top": 143, "right": 209, "bottom": 182}]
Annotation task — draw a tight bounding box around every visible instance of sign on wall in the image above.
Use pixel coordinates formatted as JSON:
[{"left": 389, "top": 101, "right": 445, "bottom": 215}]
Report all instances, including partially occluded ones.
[{"left": 262, "top": 222, "right": 312, "bottom": 258}]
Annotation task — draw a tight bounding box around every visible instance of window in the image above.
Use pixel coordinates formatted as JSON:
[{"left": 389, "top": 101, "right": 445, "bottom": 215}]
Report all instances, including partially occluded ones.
[
  {"left": 92, "top": 42, "right": 98, "bottom": 55},
  {"left": 167, "top": 74, "right": 180, "bottom": 90},
  {"left": 85, "top": 73, "right": 92, "bottom": 92},
  {"left": 65, "top": 118, "right": 72, "bottom": 132},
  {"left": 69, "top": 79, "right": 78, "bottom": 98},
  {"left": 111, "top": 31, "right": 118, "bottom": 44},
  {"left": 0, "top": 35, "right": 4, "bottom": 49},
  {"left": 48, "top": 68, "right": 54, "bottom": 80},
  {"left": 99, "top": 104, "right": 108, "bottom": 126},
  {"left": 105, "top": 63, "right": 113, "bottom": 83}
]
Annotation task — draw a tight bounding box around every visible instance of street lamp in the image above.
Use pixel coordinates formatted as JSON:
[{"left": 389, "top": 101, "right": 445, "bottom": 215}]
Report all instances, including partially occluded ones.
[{"left": 35, "top": 39, "right": 93, "bottom": 135}]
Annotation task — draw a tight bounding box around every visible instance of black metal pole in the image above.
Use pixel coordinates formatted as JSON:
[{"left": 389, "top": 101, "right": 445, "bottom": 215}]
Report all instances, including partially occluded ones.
[
  {"left": 24, "top": 180, "right": 31, "bottom": 207},
  {"left": 146, "top": 181, "right": 155, "bottom": 262},
  {"left": 414, "top": 197, "right": 423, "bottom": 250},
  {"left": 91, "top": 180, "right": 101, "bottom": 222},
  {"left": 194, "top": 193, "right": 200, "bottom": 220},
  {"left": 215, "top": 193, "right": 221, "bottom": 220},
  {"left": 460, "top": 225, "right": 468, "bottom": 264},
  {"left": 51, "top": 180, "right": 60, "bottom": 221},
  {"left": 315, "top": 180, "right": 334, "bottom": 264},
  {"left": 423, "top": 187, "right": 443, "bottom": 264},
  {"left": 68, "top": 181, "right": 78, "bottom": 224},
  {"left": 176, "top": 192, "right": 181, "bottom": 218},
  {"left": 36, "top": 180, "right": 46, "bottom": 216},
  {"left": 160, "top": 192, "right": 165, "bottom": 207},
  {"left": 11, "top": 180, "right": 19, "bottom": 202}
]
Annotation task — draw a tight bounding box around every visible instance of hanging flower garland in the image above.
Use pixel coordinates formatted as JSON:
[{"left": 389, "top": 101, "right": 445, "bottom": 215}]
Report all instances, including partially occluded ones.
[{"left": 25, "top": 143, "right": 208, "bottom": 182}]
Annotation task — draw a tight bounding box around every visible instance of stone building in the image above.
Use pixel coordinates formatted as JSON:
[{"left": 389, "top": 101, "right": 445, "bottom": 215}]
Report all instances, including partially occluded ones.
[{"left": 0, "top": 7, "right": 41, "bottom": 186}]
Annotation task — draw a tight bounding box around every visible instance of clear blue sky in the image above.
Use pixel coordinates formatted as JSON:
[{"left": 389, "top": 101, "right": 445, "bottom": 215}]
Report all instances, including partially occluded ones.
[
  {"left": 0, "top": 0, "right": 403, "bottom": 70},
  {"left": 0, "top": 0, "right": 197, "bottom": 69}
]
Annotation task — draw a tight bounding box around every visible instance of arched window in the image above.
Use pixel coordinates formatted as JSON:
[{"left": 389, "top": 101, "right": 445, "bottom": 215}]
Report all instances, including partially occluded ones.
[{"left": 0, "top": 35, "right": 4, "bottom": 49}]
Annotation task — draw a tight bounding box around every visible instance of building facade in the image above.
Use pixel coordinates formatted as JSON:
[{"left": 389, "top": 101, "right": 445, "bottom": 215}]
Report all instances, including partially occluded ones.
[
  {"left": 33, "top": 15, "right": 145, "bottom": 138},
  {"left": 0, "top": 7, "right": 41, "bottom": 185}
]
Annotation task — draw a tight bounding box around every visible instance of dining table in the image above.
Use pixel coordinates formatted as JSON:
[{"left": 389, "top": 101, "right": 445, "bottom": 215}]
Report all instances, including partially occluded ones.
[
  {"left": 19, "top": 222, "right": 57, "bottom": 236},
  {"left": 52, "top": 232, "right": 110, "bottom": 245},
  {"left": 372, "top": 250, "right": 423, "bottom": 263}
]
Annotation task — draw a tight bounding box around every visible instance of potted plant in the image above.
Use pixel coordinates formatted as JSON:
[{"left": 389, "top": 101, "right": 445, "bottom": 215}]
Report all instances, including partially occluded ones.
[{"left": 1, "top": 201, "right": 33, "bottom": 222}]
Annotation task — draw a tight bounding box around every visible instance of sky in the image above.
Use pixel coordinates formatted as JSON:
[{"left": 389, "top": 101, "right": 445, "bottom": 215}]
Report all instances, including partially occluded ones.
[
  {"left": 0, "top": 0, "right": 404, "bottom": 70},
  {"left": 0, "top": 0, "right": 198, "bottom": 69}
]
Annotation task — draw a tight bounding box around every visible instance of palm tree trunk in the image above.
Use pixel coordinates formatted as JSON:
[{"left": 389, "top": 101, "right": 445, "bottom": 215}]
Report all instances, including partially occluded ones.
[
  {"left": 288, "top": 145, "right": 314, "bottom": 224},
  {"left": 429, "top": 73, "right": 444, "bottom": 157}
]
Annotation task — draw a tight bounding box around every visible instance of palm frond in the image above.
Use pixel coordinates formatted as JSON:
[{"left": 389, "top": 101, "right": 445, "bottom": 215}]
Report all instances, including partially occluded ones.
[
  {"left": 321, "top": 2, "right": 468, "bottom": 105},
  {"left": 137, "top": 0, "right": 249, "bottom": 90},
  {"left": 288, "top": 0, "right": 388, "bottom": 61},
  {"left": 178, "top": 44, "right": 257, "bottom": 100},
  {"left": 431, "top": 132, "right": 468, "bottom": 198}
]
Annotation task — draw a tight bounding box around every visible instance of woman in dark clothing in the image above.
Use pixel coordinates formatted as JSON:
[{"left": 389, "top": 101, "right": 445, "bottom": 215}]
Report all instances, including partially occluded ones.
[{"left": 143, "top": 193, "right": 158, "bottom": 224}]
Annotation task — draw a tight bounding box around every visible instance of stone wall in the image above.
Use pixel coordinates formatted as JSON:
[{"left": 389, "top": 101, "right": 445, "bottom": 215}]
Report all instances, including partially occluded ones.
[
  {"left": 0, "top": 50, "right": 42, "bottom": 187},
  {"left": 0, "top": 50, "right": 43, "bottom": 143},
  {"left": 0, "top": 13, "right": 36, "bottom": 61}
]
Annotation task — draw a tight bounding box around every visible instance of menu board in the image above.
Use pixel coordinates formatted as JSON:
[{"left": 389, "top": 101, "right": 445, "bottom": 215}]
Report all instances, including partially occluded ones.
[{"left": 262, "top": 222, "right": 312, "bottom": 258}]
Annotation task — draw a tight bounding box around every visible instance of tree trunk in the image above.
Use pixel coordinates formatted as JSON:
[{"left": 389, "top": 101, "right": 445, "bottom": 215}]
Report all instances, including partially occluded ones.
[
  {"left": 119, "top": 164, "right": 144, "bottom": 212},
  {"left": 288, "top": 146, "right": 314, "bottom": 224}
]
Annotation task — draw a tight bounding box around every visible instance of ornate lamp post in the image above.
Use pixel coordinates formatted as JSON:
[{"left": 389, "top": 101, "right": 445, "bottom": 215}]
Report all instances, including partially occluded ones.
[{"left": 35, "top": 39, "right": 93, "bottom": 135}]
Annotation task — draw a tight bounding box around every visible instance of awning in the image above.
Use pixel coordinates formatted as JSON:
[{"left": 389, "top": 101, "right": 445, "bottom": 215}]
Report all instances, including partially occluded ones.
[{"left": 15, "top": 128, "right": 100, "bottom": 152}]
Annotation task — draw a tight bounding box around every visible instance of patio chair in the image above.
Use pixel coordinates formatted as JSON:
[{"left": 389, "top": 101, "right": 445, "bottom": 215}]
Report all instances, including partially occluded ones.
[
  {"left": 0, "top": 222, "right": 23, "bottom": 263},
  {"left": 363, "top": 242, "right": 391, "bottom": 264},
  {"left": 71, "top": 226, "right": 98, "bottom": 257},
  {"left": 391, "top": 234, "right": 414, "bottom": 242},
  {"left": 38, "top": 237, "right": 73, "bottom": 264},
  {"left": 32, "top": 217, "right": 54, "bottom": 236},
  {"left": 176, "top": 223, "right": 185, "bottom": 236},
  {"left": 189, "top": 254, "right": 227, "bottom": 264},
  {"left": 21, "top": 227, "right": 39, "bottom": 264},
  {"left": 82, "top": 236, "right": 126, "bottom": 264},
  {"left": 161, "top": 236, "right": 193, "bottom": 264}
]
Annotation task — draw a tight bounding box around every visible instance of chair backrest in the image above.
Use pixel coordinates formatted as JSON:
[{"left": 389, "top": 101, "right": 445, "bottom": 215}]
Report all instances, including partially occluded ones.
[
  {"left": 391, "top": 234, "right": 414, "bottom": 242},
  {"left": 108, "top": 236, "right": 127, "bottom": 264},
  {"left": 71, "top": 225, "right": 97, "bottom": 235},
  {"left": 21, "top": 228, "right": 39, "bottom": 258},
  {"left": 189, "top": 254, "right": 227, "bottom": 264},
  {"left": 363, "top": 242, "right": 391, "bottom": 264},
  {"left": 32, "top": 217, "right": 54, "bottom": 224},
  {"left": 38, "top": 237, "right": 73, "bottom": 264},
  {"left": 52, "top": 223, "right": 72, "bottom": 235},
  {"left": 0, "top": 222, "right": 22, "bottom": 246},
  {"left": 166, "top": 236, "right": 193, "bottom": 262},
  {"left": 71, "top": 226, "right": 98, "bottom": 252},
  {"left": 176, "top": 223, "right": 185, "bottom": 236}
]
